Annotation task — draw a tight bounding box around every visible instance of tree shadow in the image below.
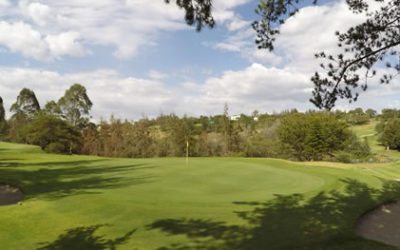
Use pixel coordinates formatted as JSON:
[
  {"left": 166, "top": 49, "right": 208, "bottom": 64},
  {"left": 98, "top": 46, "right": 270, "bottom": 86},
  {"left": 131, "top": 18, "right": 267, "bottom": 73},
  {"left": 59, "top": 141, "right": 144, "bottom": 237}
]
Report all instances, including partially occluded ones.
[
  {"left": 148, "top": 179, "right": 400, "bottom": 249},
  {"left": 0, "top": 160, "right": 155, "bottom": 200},
  {"left": 37, "top": 224, "right": 136, "bottom": 250}
]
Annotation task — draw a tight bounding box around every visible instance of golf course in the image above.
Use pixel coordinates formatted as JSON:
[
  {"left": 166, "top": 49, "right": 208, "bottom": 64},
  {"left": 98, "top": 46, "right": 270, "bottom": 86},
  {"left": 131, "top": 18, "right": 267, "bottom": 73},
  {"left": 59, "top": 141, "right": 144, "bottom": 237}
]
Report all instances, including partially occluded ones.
[{"left": 0, "top": 122, "right": 399, "bottom": 249}]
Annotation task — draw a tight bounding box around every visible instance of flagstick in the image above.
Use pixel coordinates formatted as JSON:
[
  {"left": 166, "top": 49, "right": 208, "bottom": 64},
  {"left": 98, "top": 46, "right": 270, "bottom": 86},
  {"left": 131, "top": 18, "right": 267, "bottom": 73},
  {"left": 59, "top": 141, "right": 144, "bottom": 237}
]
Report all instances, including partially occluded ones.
[{"left": 186, "top": 139, "right": 189, "bottom": 166}]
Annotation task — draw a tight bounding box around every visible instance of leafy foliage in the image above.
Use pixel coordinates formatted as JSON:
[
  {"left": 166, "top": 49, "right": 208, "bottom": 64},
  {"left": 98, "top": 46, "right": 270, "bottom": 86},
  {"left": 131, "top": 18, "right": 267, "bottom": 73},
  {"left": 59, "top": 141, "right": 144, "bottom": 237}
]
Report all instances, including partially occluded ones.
[
  {"left": 165, "top": 0, "right": 215, "bottom": 31},
  {"left": 253, "top": 0, "right": 400, "bottom": 109},
  {"left": 44, "top": 100, "right": 62, "bottom": 117},
  {"left": 5, "top": 85, "right": 92, "bottom": 153},
  {"left": 345, "top": 108, "right": 370, "bottom": 125},
  {"left": 378, "top": 118, "right": 400, "bottom": 150},
  {"left": 2, "top": 87, "right": 375, "bottom": 162},
  {"left": 0, "top": 96, "right": 5, "bottom": 123},
  {"left": 58, "top": 84, "right": 93, "bottom": 128},
  {"left": 0, "top": 96, "right": 7, "bottom": 139},
  {"left": 22, "top": 113, "right": 81, "bottom": 153},
  {"left": 278, "top": 112, "right": 352, "bottom": 161},
  {"left": 10, "top": 88, "right": 40, "bottom": 120},
  {"left": 8, "top": 88, "right": 41, "bottom": 142},
  {"left": 167, "top": 0, "right": 399, "bottom": 109}
]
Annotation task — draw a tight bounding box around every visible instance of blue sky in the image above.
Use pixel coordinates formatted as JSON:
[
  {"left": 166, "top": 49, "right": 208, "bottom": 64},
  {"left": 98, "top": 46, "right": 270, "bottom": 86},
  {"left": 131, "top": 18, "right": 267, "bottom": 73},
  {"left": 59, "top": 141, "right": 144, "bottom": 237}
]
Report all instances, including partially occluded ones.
[{"left": 0, "top": 0, "right": 397, "bottom": 119}]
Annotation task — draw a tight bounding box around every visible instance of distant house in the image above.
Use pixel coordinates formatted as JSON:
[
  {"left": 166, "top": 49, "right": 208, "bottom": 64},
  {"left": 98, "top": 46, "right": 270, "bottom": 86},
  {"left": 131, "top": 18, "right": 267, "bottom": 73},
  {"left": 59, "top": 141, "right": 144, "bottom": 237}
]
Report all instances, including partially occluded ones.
[{"left": 230, "top": 115, "right": 240, "bottom": 121}]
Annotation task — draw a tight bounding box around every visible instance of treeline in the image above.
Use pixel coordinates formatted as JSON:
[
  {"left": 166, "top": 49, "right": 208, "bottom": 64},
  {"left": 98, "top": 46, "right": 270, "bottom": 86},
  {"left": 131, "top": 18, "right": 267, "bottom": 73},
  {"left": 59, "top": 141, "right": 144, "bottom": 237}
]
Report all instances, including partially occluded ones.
[
  {"left": 1, "top": 85, "right": 395, "bottom": 163},
  {"left": 0, "top": 84, "right": 91, "bottom": 153}
]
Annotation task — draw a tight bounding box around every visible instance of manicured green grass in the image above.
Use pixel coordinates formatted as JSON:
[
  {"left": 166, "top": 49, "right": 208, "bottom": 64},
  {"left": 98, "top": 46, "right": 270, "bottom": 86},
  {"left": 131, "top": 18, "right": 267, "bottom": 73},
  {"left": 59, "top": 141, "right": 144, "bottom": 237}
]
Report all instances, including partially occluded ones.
[{"left": 0, "top": 142, "right": 400, "bottom": 249}]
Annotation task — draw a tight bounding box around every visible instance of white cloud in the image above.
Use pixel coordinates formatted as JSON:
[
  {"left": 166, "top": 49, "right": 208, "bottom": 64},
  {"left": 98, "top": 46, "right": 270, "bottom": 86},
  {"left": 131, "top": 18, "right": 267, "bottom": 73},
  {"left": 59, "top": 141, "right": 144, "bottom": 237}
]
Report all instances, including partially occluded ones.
[
  {"left": 0, "top": 67, "right": 175, "bottom": 119},
  {"left": 204, "top": 0, "right": 397, "bottom": 110},
  {"left": 45, "top": 32, "right": 86, "bottom": 59},
  {"left": 0, "top": 64, "right": 314, "bottom": 119},
  {"left": 0, "top": 64, "right": 397, "bottom": 120},
  {"left": 274, "top": 1, "right": 367, "bottom": 72},
  {"left": 213, "top": 0, "right": 252, "bottom": 22},
  {"left": 0, "top": 21, "right": 86, "bottom": 61},
  {"left": 0, "top": 0, "right": 393, "bottom": 116},
  {"left": 148, "top": 70, "right": 168, "bottom": 81},
  {"left": 227, "top": 16, "right": 251, "bottom": 32},
  {"left": 0, "top": 21, "right": 48, "bottom": 60},
  {"left": 191, "top": 63, "right": 312, "bottom": 114},
  {"left": 212, "top": 0, "right": 367, "bottom": 70},
  {"left": 0, "top": 0, "right": 10, "bottom": 7},
  {"left": 26, "top": 2, "right": 51, "bottom": 26},
  {"left": 0, "top": 0, "right": 251, "bottom": 61}
]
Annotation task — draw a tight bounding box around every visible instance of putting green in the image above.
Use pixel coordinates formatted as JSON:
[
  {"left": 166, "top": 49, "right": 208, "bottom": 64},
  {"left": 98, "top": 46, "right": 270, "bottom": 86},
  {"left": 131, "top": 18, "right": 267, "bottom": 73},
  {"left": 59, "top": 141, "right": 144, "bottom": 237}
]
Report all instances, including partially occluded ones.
[{"left": 0, "top": 142, "right": 399, "bottom": 249}]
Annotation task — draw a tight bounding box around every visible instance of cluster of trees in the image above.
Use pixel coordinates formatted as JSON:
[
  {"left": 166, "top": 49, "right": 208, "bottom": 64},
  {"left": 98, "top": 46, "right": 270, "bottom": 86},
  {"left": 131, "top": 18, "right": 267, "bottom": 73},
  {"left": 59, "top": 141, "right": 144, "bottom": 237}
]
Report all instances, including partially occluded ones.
[
  {"left": 80, "top": 107, "right": 261, "bottom": 158},
  {"left": 80, "top": 107, "right": 372, "bottom": 162},
  {"left": 278, "top": 112, "right": 370, "bottom": 161},
  {"left": 0, "top": 86, "right": 375, "bottom": 162},
  {"left": 0, "top": 84, "right": 92, "bottom": 153},
  {"left": 377, "top": 109, "right": 400, "bottom": 151}
]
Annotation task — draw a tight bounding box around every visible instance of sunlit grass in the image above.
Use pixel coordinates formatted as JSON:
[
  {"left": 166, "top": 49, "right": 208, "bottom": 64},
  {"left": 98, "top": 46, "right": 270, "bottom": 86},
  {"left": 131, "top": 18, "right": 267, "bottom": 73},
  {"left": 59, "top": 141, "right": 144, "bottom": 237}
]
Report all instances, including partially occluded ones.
[{"left": 0, "top": 142, "right": 399, "bottom": 249}]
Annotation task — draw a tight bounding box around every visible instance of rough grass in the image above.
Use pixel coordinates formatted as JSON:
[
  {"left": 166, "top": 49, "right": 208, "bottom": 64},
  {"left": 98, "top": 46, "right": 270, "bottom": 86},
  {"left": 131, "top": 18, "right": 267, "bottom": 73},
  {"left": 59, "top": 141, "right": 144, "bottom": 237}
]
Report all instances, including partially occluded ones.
[{"left": 0, "top": 142, "right": 400, "bottom": 249}]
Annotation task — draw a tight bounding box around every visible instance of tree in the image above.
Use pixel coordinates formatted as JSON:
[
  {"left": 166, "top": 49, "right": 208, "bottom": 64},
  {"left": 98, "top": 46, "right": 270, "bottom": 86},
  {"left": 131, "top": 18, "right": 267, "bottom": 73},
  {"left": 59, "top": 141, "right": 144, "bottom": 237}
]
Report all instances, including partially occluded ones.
[
  {"left": 221, "top": 103, "right": 231, "bottom": 153},
  {"left": 164, "top": 0, "right": 214, "bottom": 31},
  {"left": 58, "top": 84, "right": 93, "bottom": 128},
  {"left": 307, "top": 0, "right": 400, "bottom": 109},
  {"left": 378, "top": 118, "right": 400, "bottom": 150},
  {"left": 0, "top": 97, "right": 4, "bottom": 122},
  {"left": 0, "top": 96, "right": 7, "bottom": 139},
  {"left": 10, "top": 88, "right": 40, "bottom": 120},
  {"left": 22, "top": 113, "right": 81, "bottom": 154},
  {"left": 44, "top": 100, "right": 62, "bottom": 117},
  {"left": 168, "top": 0, "right": 399, "bottom": 109},
  {"left": 278, "top": 113, "right": 351, "bottom": 161},
  {"left": 8, "top": 88, "right": 41, "bottom": 142},
  {"left": 365, "top": 108, "right": 377, "bottom": 118},
  {"left": 253, "top": 0, "right": 399, "bottom": 109},
  {"left": 346, "top": 108, "right": 370, "bottom": 125}
]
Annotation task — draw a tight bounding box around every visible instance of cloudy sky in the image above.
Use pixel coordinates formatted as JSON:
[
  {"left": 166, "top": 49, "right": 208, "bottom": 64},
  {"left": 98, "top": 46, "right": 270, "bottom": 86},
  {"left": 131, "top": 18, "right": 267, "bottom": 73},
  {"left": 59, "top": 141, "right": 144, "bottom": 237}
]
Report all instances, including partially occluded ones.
[{"left": 0, "top": 0, "right": 398, "bottom": 119}]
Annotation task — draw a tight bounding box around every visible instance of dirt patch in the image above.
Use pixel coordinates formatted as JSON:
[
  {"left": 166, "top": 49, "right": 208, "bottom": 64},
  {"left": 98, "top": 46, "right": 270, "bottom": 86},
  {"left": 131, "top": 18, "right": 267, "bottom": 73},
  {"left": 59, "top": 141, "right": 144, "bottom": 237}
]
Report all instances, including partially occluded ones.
[
  {"left": 0, "top": 184, "right": 23, "bottom": 206},
  {"left": 355, "top": 201, "right": 400, "bottom": 247}
]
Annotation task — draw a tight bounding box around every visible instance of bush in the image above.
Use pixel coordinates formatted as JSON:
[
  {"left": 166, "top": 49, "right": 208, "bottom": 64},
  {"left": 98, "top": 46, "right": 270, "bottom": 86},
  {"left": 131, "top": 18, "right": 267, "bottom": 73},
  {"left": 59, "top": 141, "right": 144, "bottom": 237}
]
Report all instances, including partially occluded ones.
[
  {"left": 335, "top": 152, "right": 352, "bottom": 163},
  {"left": 277, "top": 112, "right": 350, "bottom": 161},
  {"left": 45, "top": 142, "right": 67, "bottom": 154},
  {"left": 378, "top": 118, "right": 400, "bottom": 150},
  {"left": 22, "top": 113, "right": 81, "bottom": 154}
]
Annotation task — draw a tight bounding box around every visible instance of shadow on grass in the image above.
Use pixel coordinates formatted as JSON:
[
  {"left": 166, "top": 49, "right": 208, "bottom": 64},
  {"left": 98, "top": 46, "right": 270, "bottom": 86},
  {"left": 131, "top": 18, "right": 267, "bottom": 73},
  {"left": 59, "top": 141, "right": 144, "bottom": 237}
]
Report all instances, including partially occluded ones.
[
  {"left": 0, "top": 160, "right": 155, "bottom": 200},
  {"left": 148, "top": 179, "right": 400, "bottom": 250},
  {"left": 37, "top": 224, "right": 136, "bottom": 250}
]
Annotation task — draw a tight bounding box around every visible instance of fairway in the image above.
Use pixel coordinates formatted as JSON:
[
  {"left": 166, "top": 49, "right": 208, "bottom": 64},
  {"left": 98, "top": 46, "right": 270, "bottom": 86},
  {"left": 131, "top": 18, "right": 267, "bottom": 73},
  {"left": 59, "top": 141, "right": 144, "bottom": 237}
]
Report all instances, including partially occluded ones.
[{"left": 1, "top": 142, "right": 400, "bottom": 249}]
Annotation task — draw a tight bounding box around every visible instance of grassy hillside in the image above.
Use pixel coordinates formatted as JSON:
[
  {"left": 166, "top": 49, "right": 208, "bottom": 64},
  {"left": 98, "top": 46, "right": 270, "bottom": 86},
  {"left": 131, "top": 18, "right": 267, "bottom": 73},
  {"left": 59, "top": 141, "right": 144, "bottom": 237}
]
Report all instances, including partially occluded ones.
[
  {"left": 0, "top": 142, "right": 400, "bottom": 249},
  {"left": 352, "top": 120, "right": 400, "bottom": 161}
]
